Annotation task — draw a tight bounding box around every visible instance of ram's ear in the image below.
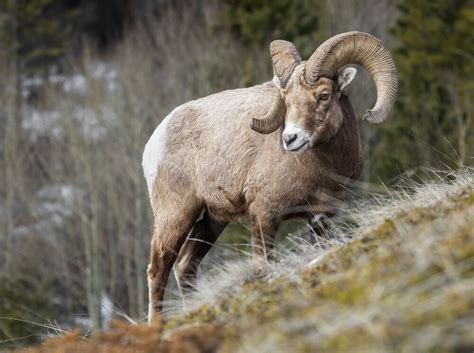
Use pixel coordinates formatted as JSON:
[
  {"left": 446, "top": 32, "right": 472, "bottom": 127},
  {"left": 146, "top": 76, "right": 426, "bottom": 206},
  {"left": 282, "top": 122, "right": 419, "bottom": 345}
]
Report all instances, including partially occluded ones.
[
  {"left": 336, "top": 67, "right": 357, "bottom": 91},
  {"left": 272, "top": 76, "right": 282, "bottom": 89}
]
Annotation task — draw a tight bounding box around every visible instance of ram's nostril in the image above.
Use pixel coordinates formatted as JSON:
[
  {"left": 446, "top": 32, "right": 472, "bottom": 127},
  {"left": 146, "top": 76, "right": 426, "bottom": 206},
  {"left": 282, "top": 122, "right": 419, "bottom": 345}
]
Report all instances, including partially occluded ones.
[{"left": 284, "top": 133, "right": 298, "bottom": 145}]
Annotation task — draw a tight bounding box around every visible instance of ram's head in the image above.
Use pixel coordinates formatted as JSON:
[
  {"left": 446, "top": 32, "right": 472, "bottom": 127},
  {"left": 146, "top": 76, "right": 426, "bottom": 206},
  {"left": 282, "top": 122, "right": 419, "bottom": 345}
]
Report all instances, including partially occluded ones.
[{"left": 251, "top": 31, "right": 398, "bottom": 153}]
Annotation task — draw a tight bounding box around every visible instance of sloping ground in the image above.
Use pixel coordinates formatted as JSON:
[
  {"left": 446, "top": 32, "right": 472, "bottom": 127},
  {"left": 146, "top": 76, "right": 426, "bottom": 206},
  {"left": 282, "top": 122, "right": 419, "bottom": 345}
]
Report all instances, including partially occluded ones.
[{"left": 16, "top": 171, "right": 474, "bottom": 353}]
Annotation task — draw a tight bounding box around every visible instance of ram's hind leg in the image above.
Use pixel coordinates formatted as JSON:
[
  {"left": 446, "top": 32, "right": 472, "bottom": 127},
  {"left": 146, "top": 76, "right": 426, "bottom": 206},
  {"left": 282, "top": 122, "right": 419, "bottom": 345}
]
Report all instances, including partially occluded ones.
[
  {"left": 147, "top": 197, "right": 201, "bottom": 322},
  {"left": 174, "top": 212, "right": 227, "bottom": 297}
]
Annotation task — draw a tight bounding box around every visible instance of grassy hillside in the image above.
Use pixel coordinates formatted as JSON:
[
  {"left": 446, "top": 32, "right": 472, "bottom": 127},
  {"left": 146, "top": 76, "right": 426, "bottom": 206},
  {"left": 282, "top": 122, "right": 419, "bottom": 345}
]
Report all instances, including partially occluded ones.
[{"left": 14, "top": 170, "right": 474, "bottom": 353}]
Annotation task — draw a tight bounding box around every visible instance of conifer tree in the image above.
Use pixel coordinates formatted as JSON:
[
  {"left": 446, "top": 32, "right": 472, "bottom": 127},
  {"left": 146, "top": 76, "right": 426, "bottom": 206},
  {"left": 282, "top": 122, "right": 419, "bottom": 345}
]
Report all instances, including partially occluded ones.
[
  {"left": 223, "top": 0, "right": 321, "bottom": 57},
  {"left": 373, "top": 0, "right": 474, "bottom": 178}
]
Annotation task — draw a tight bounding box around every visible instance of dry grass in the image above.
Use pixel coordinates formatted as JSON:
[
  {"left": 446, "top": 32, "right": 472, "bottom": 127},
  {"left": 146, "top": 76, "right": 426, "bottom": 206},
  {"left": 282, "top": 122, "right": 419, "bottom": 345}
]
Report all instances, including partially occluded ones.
[
  {"left": 13, "top": 169, "right": 474, "bottom": 353},
  {"left": 15, "top": 320, "right": 223, "bottom": 353}
]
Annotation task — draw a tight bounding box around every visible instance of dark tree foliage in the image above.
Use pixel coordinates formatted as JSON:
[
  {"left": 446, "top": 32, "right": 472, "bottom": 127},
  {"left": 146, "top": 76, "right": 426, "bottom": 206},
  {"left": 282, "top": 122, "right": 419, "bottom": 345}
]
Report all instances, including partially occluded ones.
[
  {"left": 0, "top": 0, "right": 79, "bottom": 74},
  {"left": 222, "top": 0, "right": 321, "bottom": 57},
  {"left": 0, "top": 0, "right": 138, "bottom": 74},
  {"left": 79, "top": 0, "right": 133, "bottom": 49},
  {"left": 373, "top": 0, "right": 474, "bottom": 179}
]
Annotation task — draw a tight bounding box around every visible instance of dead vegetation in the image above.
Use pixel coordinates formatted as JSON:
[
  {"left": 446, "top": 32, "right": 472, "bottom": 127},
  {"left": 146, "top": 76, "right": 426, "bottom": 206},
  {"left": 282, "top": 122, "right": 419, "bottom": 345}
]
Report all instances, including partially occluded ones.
[{"left": 13, "top": 169, "right": 474, "bottom": 353}]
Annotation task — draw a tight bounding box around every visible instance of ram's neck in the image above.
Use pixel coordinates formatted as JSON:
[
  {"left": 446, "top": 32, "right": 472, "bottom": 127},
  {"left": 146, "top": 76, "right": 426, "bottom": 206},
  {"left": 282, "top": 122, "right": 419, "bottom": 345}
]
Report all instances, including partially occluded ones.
[{"left": 317, "top": 94, "right": 364, "bottom": 180}]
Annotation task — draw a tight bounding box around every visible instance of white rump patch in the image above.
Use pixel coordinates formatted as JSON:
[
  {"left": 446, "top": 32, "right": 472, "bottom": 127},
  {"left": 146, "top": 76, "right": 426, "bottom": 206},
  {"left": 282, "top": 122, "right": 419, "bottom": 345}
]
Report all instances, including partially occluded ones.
[{"left": 142, "top": 107, "right": 180, "bottom": 194}]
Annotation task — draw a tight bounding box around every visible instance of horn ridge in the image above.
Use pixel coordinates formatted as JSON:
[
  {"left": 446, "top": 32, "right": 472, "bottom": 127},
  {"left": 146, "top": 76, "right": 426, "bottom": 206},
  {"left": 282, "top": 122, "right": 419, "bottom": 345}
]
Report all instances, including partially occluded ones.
[
  {"left": 304, "top": 31, "right": 398, "bottom": 124},
  {"left": 250, "top": 87, "right": 286, "bottom": 134}
]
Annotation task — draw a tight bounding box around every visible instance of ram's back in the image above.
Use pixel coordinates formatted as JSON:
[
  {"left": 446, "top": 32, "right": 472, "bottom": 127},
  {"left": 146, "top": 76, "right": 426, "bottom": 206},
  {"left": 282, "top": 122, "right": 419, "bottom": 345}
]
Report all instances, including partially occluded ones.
[{"left": 142, "top": 82, "right": 277, "bottom": 217}]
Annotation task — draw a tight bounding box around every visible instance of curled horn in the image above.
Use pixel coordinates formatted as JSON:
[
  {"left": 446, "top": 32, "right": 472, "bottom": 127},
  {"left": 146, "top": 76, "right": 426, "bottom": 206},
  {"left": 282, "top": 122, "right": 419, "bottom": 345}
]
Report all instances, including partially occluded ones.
[
  {"left": 304, "top": 31, "right": 398, "bottom": 124},
  {"left": 270, "top": 40, "right": 301, "bottom": 88},
  {"left": 250, "top": 88, "right": 286, "bottom": 134},
  {"left": 251, "top": 40, "right": 300, "bottom": 134}
]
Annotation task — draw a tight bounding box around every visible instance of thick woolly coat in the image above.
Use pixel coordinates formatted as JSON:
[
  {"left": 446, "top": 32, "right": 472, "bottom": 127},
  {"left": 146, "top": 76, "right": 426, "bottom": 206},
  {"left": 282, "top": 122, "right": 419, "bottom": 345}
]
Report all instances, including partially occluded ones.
[{"left": 144, "top": 81, "right": 363, "bottom": 225}]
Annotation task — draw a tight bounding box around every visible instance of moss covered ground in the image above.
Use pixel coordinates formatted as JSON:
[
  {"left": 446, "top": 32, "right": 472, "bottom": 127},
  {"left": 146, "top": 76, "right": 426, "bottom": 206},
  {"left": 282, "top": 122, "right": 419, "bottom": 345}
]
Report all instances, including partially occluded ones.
[{"left": 14, "top": 173, "right": 474, "bottom": 353}]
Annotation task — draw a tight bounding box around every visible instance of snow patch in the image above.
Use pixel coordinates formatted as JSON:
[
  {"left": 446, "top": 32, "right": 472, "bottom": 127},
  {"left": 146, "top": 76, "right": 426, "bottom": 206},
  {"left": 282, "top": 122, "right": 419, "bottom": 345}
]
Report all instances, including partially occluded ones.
[{"left": 63, "top": 74, "right": 87, "bottom": 94}]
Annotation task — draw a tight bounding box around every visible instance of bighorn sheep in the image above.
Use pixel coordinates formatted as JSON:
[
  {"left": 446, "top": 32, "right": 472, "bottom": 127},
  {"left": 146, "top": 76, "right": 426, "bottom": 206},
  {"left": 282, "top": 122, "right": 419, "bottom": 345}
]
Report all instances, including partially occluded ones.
[{"left": 142, "top": 31, "right": 398, "bottom": 319}]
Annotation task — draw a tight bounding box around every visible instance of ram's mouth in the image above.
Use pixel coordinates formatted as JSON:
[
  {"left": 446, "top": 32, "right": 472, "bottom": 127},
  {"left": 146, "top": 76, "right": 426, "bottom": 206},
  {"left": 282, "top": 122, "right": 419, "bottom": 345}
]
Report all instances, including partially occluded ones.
[{"left": 286, "top": 140, "right": 309, "bottom": 153}]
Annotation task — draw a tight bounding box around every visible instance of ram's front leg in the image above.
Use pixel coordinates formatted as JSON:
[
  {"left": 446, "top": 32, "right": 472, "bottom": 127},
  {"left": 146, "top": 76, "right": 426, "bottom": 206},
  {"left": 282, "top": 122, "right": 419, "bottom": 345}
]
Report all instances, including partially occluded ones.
[
  {"left": 307, "top": 188, "right": 343, "bottom": 241},
  {"left": 308, "top": 212, "right": 335, "bottom": 239},
  {"left": 249, "top": 212, "right": 279, "bottom": 262}
]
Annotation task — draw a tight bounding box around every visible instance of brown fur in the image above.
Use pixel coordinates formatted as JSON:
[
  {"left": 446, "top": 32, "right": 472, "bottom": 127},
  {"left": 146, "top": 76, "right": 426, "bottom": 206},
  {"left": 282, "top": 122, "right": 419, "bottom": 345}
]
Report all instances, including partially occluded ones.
[{"left": 145, "top": 32, "right": 397, "bottom": 319}]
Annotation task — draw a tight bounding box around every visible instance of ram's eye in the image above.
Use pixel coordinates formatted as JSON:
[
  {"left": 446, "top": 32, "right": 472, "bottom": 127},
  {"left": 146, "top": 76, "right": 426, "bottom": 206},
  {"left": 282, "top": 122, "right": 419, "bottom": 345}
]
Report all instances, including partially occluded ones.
[{"left": 319, "top": 93, "right": 329, "bottom": 101}]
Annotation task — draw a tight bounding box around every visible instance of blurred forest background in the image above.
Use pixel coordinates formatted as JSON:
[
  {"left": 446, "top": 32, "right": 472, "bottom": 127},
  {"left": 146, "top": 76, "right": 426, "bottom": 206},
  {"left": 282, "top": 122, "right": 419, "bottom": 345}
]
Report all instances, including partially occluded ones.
[{"left": 0, "top": 0, "right": 472, "bottom": 348}]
